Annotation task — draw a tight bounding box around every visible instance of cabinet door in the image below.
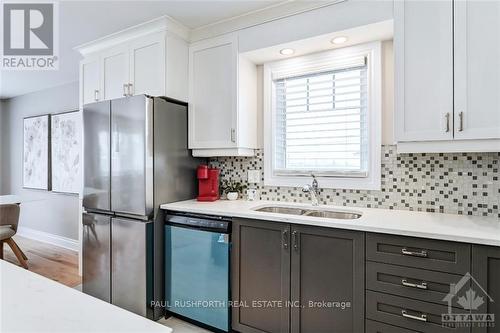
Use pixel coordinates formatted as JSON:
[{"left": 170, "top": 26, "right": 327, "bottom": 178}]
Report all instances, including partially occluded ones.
[
  {"left": 290, "top": 225, "right": 365, "bottom": 333},
  {"left": 232, "top": 218, "right": 290, "bottom": 333},
  {"left": 472, "top": 245, "right": 500, "bottom": 333},
  {"left": 80, "top": 56, "right": 101, "bottom": 105},
  {"left": 102, "top": 46, "right": 130, "bottom": 100},
  {"left": 189, "top": 34, "right": 238, "bottom": 149},
  {"left": 129, "top": 33, "right": 165, "bottom": 97},
  {"left": 454, "top": 0, "right": 500, "bottom": 140},
  {"left": 394, "top": 0, "right": 454, "bottom": 142}
]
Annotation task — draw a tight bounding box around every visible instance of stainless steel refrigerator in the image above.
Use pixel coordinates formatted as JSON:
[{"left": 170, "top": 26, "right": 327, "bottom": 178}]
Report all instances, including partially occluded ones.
[{"left": 82, "top": 95, "right": 198, "bottom": 320}]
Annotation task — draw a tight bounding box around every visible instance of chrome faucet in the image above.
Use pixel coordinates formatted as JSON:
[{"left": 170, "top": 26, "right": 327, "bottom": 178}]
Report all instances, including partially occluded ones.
[{"left": 302, "top": 175, "right": 320, "bottom": 206}]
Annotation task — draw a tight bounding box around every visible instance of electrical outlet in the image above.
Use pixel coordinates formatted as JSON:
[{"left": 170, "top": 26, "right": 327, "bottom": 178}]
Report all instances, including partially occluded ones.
[{"left": 247, "top": 170, "right": 260, "bottom": 183}]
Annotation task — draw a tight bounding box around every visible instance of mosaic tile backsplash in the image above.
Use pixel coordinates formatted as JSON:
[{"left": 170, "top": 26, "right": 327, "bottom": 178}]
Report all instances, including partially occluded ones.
[{"left": 209, "top": 146, "right": 500, "bottom": 218}]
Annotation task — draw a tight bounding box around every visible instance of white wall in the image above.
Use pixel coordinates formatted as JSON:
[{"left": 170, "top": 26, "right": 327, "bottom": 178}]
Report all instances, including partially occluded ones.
[{"left": 1, "top": 82, "right": 80, "bottom": 240}]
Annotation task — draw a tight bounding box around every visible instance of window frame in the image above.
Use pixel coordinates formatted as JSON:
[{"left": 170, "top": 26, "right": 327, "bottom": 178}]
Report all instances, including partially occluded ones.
[{"left": 263, "top": 41, "right": 382, "bottom": 190}]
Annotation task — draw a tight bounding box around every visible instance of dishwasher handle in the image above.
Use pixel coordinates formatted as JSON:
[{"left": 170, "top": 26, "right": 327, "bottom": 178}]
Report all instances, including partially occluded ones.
[{"left": 166, "top": 213, "right": 231, "bottom": 233}]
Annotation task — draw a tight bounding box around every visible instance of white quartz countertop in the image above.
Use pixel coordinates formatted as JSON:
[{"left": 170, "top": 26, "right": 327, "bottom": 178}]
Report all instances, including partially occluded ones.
[
  {"left": 0, "top": 195, "right": 22, "bottom": 205},
  {"left": 0, "top": 260, "right": 171, "bottom": 333},
  {"left": 161, "top": 200, "right": 500, "bottom": 247}
]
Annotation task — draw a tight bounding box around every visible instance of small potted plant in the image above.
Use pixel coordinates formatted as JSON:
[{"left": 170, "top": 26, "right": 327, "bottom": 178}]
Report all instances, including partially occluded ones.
[{"left": 221, "top": 180, "right": 246, "bottom": 201}]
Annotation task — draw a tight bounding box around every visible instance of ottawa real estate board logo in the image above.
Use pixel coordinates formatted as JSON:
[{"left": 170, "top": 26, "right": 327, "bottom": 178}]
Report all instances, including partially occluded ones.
[
  {"left": 1, "top": 2, "right": 59, "bottom": 70},
  {"left": 442, "top": 272, "right": 495, "bottom": 329}
]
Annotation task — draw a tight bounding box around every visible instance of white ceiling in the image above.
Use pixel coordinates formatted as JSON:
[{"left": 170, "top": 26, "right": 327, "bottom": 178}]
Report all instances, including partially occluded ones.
[{"left": 0, "top": 0, "right": 282, "bottom": 99}]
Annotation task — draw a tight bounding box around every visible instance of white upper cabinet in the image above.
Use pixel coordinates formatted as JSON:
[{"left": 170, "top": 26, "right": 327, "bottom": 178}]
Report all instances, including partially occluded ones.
[
  {"left": 394, "top": 0, "right": 454, "bottom": 142},
  {"left": 454, "top": 0, "right": 500, "bottom": 140},
  {"left": 189, "top": 34, "right": 237, "bottom": 150},
  {"left": 102, "top": 46, "right": 130, "bottom": 101},
  {"left": 129, "top": 33, "right": 165, "bottom": 97},
  {"left": 189, "top": 34, "right": 257, "bottom": 157},
  {"left": 80, "top": 56, "right": 100, "bottom": 105},
  {"left": 395, "top": 0, "right": 500, "bottom": 152},
  {"left": 76, "top": 17, "right": 189, "bottom": 106}
]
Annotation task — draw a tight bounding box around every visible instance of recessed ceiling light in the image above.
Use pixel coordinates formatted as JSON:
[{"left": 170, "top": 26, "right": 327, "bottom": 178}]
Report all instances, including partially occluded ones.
[
  {"left": 280, "top": 48, "right": 295, "bottom": 55},
  {"left": 331, "top": 36, "right": 348, "bottom": 45}
]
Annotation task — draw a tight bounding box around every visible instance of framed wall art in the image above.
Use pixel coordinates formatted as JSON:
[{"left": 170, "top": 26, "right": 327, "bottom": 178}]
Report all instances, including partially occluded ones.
[
  {"left": 50, "top": 110, "right": 81, "bottom": 194},
  {"left": 23, "top": 115, "right": 50, "bottom": 190}
]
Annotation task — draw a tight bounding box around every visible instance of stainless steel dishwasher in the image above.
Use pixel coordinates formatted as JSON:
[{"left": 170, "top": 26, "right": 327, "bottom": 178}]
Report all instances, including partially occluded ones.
[{"left": 165, "top": 212, "right": 231, "bottom": 332}]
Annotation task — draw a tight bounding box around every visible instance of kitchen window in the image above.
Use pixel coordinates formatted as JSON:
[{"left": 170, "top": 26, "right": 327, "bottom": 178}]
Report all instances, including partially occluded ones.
[{"left": 263, "top": 42, "right": 382, "bottom": 190}]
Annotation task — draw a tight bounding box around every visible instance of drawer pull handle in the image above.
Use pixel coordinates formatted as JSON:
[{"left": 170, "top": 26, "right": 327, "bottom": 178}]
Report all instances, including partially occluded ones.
[
  {"left": 401, "top": 279, "right": 428, "bottom": 290},
  {"left": 401, "top": 248, "right": 428, "bottom": 258},
  {"left": 402, "top": 310, "right": 427, "bottom": 322}
]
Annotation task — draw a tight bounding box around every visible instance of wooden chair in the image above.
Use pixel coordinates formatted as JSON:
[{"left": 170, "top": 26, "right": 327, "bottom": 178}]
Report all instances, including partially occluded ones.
[{"left": 0, "top": 204, "right": 28, "bottom": 269}]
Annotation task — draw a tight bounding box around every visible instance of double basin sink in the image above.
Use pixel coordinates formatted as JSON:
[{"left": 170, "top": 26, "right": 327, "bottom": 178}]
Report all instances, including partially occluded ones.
[{"left": 253, "top": 206, "right": 362, "bottom": 220}]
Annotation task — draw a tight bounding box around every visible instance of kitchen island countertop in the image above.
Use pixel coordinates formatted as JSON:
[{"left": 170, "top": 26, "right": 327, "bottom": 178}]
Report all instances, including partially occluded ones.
[
  {"left": 0, "top": 260, "right": 171, "bottom": 333},
  {"left": 161, "top": 199, "right": 500, "bottom": 247}
]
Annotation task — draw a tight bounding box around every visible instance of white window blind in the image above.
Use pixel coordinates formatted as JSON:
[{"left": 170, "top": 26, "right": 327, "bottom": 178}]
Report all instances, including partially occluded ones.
[{"left": 273, "top": 58, "right": 369, "bottom": 177}]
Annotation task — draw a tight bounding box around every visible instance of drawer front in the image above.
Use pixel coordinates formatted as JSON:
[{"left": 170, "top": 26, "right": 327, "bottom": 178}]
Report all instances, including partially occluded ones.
[
  {"left": 366, "top": 320, "right": 418, "bottom": 333},
  {"left": 366, "top": 233, "right": 471, "bottom": 274},
  {"left": 366, "top": 262, "right": 466, "bottom": 307},
  {"left": 366, "top": 291, "right": 470, "bottom": 333}
]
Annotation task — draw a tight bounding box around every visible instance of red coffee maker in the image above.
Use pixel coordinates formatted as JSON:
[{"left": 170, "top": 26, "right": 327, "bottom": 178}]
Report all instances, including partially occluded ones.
[{"left": 197, "top": 165, "right": 220, "bottom": 201}]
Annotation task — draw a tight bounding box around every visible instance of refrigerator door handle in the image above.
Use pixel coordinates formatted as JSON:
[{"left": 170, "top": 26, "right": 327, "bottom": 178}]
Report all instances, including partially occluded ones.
[
  {"left": 84, "top": 208, "right": 115, "bottom": 217},
  {"left": 112, "top": 131, "right": 120, "bottom": 153},
  {"left": 114, "top": 212, "right": 150, "bottom": 221}
]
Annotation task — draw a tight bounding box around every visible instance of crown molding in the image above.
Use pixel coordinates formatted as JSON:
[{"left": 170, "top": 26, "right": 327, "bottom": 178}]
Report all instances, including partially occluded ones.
[
  {"left": 189, "top": 0, "right": 346, "bottom": 42},
  {"left": 74, "top": 15, "right": 189, "bottom": 56}
]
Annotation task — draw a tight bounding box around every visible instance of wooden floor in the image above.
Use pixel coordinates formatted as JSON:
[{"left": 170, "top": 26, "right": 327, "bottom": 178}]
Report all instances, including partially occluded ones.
[{"left": 2, "top": 236, "right": 81, "bottom": 288}]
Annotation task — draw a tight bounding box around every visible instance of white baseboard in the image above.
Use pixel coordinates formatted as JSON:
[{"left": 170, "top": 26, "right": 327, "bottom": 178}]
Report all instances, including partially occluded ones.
[{"left": 17, "top": 227, "right": 79, "bottom": 252}]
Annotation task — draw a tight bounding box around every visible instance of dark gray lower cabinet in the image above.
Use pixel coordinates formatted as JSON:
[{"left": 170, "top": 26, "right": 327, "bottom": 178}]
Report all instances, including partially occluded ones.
[
  {"left": 230, "top": 218, "right": 499, "bottom": 333},
  {"left": 366, "top": 233, "right": 471, "bottom": 275},
  {"left": 472, "top": 245, "right": 500, "bottom": 333},
  {"left": 231, "top": 218, "right": 365, "bottom": 333},
  {"left": 366, "top": 261, "right": 466, "bottom": 307},
  {"left": 366, "top": 290, "right": 470, "bottom": 333},
  {"left": 290, "top": 225, "right": 365, "bottom": 333},
  {"left": 232, "top": 218, "right": 290, "bottom": 333},
  {"left": 366, "top": 320, "right": 418, "bottom": 333}
]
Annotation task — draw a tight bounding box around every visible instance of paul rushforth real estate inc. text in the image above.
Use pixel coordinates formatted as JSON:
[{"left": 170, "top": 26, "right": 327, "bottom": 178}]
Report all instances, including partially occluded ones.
[{"left": 151, "top": 300, "right": 352, "bottom": 309}]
